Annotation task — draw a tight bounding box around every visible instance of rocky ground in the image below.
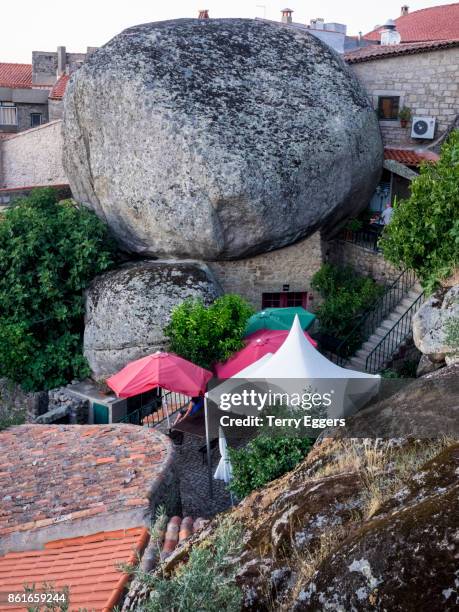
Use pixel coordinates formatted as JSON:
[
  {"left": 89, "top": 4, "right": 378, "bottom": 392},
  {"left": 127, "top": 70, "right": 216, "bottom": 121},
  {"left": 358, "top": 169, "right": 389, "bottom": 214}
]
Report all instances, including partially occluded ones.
[{"left": 135, "top": 365, "right": 458, "bottom": 611}]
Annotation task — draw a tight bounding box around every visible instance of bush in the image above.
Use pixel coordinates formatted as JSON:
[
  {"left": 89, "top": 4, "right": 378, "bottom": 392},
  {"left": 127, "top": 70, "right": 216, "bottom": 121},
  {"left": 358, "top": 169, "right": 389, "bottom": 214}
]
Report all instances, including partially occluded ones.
[
  {"left": 165, "top": 294, "right": 254, "bottom": 369},
  {"left": 311, "top": 264, "right": 384, "bottom": 340},
  {"left": 228, "top": 435, "right": 312, "bottom": 498},
  {"left": 0, "top": 189, "right": 116, "bottom": 391},
  {"left": 140, "top": 515, "right": 243, "bottom": 612},
  {"left": 380, "top": 130, "right": 459, "bottom": 292}
]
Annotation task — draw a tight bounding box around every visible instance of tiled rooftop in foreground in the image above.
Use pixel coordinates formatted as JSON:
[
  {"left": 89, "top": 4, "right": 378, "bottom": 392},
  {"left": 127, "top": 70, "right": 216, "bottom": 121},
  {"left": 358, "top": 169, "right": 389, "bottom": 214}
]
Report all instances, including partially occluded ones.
[
  {"left": 0, "top": 425, "right": 174, "bottom": 541},
  {"left": 0, "top": 527, "right": 149, "bottom": 612}
]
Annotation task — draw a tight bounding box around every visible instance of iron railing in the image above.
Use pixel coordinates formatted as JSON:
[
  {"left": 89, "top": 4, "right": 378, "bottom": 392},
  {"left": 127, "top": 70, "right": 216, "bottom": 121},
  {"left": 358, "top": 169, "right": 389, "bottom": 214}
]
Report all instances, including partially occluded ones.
[
  {"left": 333, "top": 268, "right": 419, "bottom": 366},
  {"left": 339, "top": 227, "right": 381, "bottom": 251},
  {"left": 365, "top": 292, "right": 425, "bottom": 373},
  {"left": 116, "top": 389, "right": 190, "bottom": 427}
]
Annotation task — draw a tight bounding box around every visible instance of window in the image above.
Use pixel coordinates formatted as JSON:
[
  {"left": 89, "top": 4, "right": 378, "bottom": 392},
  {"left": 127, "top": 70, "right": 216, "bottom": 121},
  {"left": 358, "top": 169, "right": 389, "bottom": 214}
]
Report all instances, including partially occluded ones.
[
  {"left": 0, "top": 102, "right": 17, "bottom": 126},
  {"left": 377, "top": 96, "right": 400, "bottom": 121},
  {"left": 30, "top": 113, "right": 42, "bottom": 128},
  {"left": 262, "top": 292, "right": 308, "bottom": 309}
]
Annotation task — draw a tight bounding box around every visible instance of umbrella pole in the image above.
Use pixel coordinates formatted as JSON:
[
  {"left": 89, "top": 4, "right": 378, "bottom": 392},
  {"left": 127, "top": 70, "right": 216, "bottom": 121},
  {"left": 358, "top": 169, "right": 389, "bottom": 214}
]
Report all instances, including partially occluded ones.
[{"left": 204, "top": 394, "right": 213, "bottom": 498}]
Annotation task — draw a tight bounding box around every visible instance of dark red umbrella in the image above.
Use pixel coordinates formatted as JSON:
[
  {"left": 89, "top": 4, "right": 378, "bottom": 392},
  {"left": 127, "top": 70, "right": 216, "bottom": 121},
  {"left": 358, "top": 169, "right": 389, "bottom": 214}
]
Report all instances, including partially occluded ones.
[
  {"left": 106, "top": 351, "right": 212, "bottom": 398},
  {"left": 215, "top": 328, "right": 317, "bottom": 379}
]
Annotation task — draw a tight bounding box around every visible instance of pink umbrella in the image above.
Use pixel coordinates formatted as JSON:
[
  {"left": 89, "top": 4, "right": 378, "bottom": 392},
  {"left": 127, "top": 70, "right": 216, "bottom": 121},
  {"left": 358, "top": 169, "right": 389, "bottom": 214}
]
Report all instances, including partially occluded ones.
[
  {"left": 215, "top": 329, "right": 317, "bottom": 379},
  {"left": 106, "top": 351, "right": 213, "bottom": 398}
]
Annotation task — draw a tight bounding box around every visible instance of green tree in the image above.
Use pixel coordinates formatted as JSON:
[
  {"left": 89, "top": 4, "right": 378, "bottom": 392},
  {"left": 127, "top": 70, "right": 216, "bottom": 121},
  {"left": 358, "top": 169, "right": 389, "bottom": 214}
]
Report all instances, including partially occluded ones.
[
  {"left": 0, "top": 189, "right": 116, "bottom": 391},
  {"left": 165, "top": 294, "right": 254, "bottom": 369},
  {"left": 380, "top": 130, "right": 459, "bottom": 292},
  {"left": 311, "top": 263, "right": 384, "bottom": 339},
  {"left": 228, "top": 435, "right": 312, "bottom": 498}
]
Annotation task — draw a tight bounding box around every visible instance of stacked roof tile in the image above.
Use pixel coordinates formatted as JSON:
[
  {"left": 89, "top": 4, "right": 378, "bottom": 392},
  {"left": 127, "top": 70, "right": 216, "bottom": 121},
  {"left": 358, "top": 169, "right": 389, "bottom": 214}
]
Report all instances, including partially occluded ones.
[
  {"left": 345, "top": 38, "right": 459, "bottom": 63},
  {"left": 0, "top": 63, "right": 32, "bottom": 89},
  {"left": 364, "top": 3, "right": 459, "bottom": 43},
  {"left": 0, "top": 528, "right": 149, "bottom": 612},
  {"left": 49, "top": 74, "right": 70, "bottom": 100},
  {"left": 384, "top": 147, "right": 439, "bottom": 166},
  {"left": 0, "top": 425, "right": 174, "bottom": 539}
]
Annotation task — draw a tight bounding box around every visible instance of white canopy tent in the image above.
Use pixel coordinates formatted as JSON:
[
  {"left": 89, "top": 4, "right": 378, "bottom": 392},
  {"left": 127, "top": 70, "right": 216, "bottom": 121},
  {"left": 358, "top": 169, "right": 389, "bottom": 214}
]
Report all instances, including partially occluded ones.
[{"left": 204, "top": 316, "right": 380, "bottom": 495}]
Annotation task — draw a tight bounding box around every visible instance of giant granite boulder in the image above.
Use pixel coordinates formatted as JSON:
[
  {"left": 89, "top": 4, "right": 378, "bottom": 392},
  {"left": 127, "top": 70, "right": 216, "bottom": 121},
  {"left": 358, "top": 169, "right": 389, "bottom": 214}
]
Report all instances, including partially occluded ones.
[
  {"left": 84, "top": 261, "right": 221, "bottom": 379},
  {"left": 63, "top": 19, "right": 382, "bottom": 260},
  {"left": 413, "top": 285, "right": 459, "bottom": 365}
]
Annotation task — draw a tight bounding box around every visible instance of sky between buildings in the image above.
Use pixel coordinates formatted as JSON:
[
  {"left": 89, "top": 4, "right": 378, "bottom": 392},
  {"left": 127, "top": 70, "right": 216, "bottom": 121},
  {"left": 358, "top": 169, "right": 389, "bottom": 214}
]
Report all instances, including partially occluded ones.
[{"left": 1, "top": 0, "right": 452, "bottom": 63}]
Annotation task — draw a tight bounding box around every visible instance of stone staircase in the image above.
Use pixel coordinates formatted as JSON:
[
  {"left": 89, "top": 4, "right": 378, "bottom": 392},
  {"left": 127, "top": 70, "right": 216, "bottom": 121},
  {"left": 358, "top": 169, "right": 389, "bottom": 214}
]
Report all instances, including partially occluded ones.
[{"left": 345, "top": 281, "right": 424, "bottom": 372}]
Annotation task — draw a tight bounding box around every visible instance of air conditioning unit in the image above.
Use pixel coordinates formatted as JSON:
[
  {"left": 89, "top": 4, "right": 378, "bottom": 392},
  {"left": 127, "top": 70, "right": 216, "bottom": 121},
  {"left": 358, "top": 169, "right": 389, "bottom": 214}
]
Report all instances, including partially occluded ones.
[{"left": 411, "top": 116, "right": 436, "bottom": 139}]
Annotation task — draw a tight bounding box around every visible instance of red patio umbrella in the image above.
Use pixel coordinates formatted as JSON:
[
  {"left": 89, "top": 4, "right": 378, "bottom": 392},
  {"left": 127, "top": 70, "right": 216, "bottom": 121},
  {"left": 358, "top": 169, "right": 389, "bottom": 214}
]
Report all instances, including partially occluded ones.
[
  {"left": 215, "top": 328, "right": 317, "bottom": 379},
  {"left": 106, "top": 351, "right": 213, "bottom": 398}
]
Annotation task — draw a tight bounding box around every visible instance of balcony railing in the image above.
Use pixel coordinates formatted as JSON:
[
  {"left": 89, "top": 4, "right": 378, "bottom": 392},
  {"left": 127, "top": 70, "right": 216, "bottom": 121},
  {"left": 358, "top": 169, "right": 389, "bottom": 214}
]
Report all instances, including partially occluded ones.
[
  {"left": 338, "top": 227, "right": 381, "bottom": 251},
  {"left": 0, "top": 106, "right": 17, "bottom": 126}
]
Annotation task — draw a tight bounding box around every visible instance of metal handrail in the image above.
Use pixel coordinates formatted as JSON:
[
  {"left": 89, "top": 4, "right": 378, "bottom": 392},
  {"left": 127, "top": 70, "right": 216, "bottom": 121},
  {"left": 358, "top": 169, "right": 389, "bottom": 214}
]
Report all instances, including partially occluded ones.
[
  {"left": 116, "top": 390, "right": 190, "bottom": 427},
  {"left": 334, "top": 268, "right": 418, "bottom": 365},
  {"left": 365, "top": 292, "right": 425, "bottom": 373}
]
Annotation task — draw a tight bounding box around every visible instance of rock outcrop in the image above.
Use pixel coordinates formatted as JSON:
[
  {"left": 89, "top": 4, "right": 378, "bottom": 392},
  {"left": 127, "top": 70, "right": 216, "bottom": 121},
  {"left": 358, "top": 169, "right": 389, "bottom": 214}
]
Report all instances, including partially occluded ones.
[
  {"left": 63, "top": 19, "right": 382, "bottom": 260},
  {"left": 134, "top": 366, "right": 458, "bottom": 611},
  {"left": 84, "top": 261, "right": 221, "bottom": 379},
  {"left": 413, "top": 284, "right": 459, "bottom": 366}
]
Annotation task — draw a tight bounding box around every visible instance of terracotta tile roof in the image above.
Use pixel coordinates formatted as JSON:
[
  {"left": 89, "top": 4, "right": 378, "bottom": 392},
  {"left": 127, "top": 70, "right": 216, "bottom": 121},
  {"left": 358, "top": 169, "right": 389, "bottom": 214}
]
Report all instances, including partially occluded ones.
[
  {"left": 0, "top": 425, "right": 174, "bottom": 539},
  {"left": 364, "top": 3, "right": 459, "bottom": 42},
  {"left": 345, "top": 38, "right": 459, "bottom": 63},
  {"left": 49, "top": 74, "right": 70, "bottom": 100},
  {"left": 384, "top": 147, "right": 440, "bottom": 166},
  {"left": 0, "top": 63, "right": 32, "bottom": 89},
  {"left": 0, "top": 527, "right": 149, "bottom": 612}
]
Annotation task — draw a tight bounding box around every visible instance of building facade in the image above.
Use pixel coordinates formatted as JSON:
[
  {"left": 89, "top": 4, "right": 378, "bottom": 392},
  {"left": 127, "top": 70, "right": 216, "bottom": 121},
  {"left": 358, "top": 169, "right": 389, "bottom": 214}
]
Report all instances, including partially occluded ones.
[{"left": 0, "top": 46, "right": 94, "bottom": 135}]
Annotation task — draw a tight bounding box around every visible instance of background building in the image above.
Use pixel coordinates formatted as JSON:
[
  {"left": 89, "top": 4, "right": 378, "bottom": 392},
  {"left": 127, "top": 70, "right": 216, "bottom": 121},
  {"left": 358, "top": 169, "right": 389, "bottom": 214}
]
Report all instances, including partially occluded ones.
[{"left": 0, "top": 46, "right": 95, "bottom": 135}]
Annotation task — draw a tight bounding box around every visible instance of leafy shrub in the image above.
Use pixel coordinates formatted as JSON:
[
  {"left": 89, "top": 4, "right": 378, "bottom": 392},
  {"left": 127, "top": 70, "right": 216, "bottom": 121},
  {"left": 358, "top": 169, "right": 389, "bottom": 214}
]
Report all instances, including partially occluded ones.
[
  {"left": 311, "top": 264, "right": 384, "bottom": 340},
  {"left": 139, "top": 515, "right": 243, "bottom": 612},
  {"left": 165, "top": 294, "right": 254, "bottom": 369},
  {"left": 0, "top": 189, "right": 116, "bottom": 391},
  {"left": 380, "top": 130, "right": 459, "bottom": 292},
  {"left": 228, "top": 435, "right": 312, "bottom": 498}
]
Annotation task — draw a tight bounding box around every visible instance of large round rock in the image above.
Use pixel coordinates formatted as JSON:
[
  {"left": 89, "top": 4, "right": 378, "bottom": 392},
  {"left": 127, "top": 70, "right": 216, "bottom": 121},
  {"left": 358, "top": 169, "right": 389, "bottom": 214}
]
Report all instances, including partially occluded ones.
[
  {"left": 63, "top": 19, "right": 382, "bottom": 260},
  {"left": 84, "top": 261, "right": 221, "bottom": 379}
]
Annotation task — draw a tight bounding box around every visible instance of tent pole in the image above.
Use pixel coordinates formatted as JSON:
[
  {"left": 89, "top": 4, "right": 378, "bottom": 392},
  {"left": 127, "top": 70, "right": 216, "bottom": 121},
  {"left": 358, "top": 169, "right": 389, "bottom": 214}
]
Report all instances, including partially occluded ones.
[{"left": 204, "top": 394, "right": 213, "bottom": 498}]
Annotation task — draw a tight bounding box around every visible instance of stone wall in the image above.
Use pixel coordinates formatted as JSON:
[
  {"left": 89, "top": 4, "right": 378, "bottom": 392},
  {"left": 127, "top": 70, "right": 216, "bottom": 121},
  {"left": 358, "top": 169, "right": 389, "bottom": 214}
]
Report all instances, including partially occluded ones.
[
  {"left": 325, "top": 239, "right": 401, "bottom": 285},
  {"left": 208, "top": 232, "right": 323, "bottom": 310},
  {"left": 16, "top": 102, "right": 49, "bottom": 132},
  {"left": 0, "top": 120, "right": 66, "bottom": 188},
  {"left": 0, "top": 378, "right": 48, "bottom": 424},
  {"left": 350, "top": 47, "right": 459, "bottom": 147}
]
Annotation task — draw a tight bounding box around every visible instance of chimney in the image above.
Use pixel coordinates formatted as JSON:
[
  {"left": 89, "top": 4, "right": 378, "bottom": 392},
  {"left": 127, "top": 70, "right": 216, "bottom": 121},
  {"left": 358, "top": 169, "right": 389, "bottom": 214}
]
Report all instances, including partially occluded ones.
[
  {"left": 57, "top": 46, "right": 66, "bottom": 76},
  {"left": 281, "top": 8, "right": 293, "bottom": 24},
  {"left": 198, "top": 9, "right": 209, "bottom": 19},
  {"left": 380, "top": 19, "right": 401, "bottom": 45},
  {"left": 401, "top": 5, "right": 409, "bottom": 16}
]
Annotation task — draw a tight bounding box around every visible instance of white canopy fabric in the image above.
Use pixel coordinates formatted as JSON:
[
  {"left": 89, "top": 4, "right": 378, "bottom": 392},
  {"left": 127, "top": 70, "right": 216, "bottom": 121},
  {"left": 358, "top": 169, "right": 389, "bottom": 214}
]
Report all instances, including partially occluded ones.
[
  {"left": 249, "top": 315, "right": 380, "bottom": 417},
  {"left": 214, "top": 426, "right": 233, "bottom": 483},
  {"left": 206, "top": 352, "right": 273, "bottom": 406}
]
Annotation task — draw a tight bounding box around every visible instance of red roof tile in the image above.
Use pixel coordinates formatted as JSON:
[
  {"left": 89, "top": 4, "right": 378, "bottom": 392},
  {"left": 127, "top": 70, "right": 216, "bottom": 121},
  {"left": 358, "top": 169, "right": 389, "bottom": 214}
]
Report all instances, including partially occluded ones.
[
  {"left": 345, "top": 38, "right": 459, "bottom": 63},
  {"left": 49, "top": 74, "right": 70, "bottom": 100},
  {"left": 0, "top": 425, "right": 174, "bottom": 539},
  {"left": 364, "top": 3, "right": 459, "bottom": 43},
  {"left": 384, "top": 147, "right": 439, "bottom": 166},
  {"left": 0, "top": 527, "right": 149, "bottom": 612},
  {"left": 0, "top": 63, "right": 32, "bottom": 89}
]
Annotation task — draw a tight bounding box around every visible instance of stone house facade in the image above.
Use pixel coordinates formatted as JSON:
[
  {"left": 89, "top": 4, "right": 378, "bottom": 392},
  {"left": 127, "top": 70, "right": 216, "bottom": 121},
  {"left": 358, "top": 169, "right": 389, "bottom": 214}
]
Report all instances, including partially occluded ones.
[{"left": 347, "top": 42, "right": 459, "bottom": 148}]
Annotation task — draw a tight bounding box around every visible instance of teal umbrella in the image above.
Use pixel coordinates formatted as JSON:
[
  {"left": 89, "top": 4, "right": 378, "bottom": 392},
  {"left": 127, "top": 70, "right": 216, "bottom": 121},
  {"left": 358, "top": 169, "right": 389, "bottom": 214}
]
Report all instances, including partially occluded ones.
[{"left": 245, "top": 307, "right": 316, "bottom": 336}]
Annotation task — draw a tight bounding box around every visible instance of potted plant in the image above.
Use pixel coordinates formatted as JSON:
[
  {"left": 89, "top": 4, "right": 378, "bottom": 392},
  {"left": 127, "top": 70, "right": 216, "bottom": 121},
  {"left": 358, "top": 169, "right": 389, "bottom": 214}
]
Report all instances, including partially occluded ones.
[{"left": 399, "top": 106, "right": 412, "bottom": 128}]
